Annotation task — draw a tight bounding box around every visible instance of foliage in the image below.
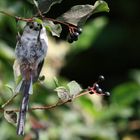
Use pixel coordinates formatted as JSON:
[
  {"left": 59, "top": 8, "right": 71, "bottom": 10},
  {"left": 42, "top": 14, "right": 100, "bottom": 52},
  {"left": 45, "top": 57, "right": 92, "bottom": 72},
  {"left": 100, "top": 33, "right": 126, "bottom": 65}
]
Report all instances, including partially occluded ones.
[
  {"left": 0, "top": 0, "right": 140, "bottom": 140},
  {"left": 57, "top": 1, "right": 109, "bottom": 26}
]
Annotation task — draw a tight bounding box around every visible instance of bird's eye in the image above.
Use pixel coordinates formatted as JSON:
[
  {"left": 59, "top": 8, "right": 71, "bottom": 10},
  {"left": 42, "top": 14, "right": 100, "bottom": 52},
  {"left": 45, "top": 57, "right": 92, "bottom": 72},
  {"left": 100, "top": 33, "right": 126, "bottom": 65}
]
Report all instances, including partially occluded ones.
[{"left": 29, "top": 25, "right": 33, "bottom": 29}]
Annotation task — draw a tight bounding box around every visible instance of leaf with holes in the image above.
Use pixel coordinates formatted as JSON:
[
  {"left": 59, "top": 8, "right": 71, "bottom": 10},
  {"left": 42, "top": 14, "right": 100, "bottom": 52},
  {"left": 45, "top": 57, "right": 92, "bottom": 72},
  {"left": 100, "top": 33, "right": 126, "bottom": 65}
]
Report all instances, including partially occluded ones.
[
  {"left": 4, "top": 110, "right": 17, "bottom": 125},
  {"left": 44, "top": 20, "right": 62, "bottom": 37},
  {"left": 57, "top": 0, "right": 109, "bottom": 26},
  {"left": 55, "top": 86, "right": 70, "bottom": 101},
  {"left": 67, "top": 81, "right": 82, "bottom": 98}
]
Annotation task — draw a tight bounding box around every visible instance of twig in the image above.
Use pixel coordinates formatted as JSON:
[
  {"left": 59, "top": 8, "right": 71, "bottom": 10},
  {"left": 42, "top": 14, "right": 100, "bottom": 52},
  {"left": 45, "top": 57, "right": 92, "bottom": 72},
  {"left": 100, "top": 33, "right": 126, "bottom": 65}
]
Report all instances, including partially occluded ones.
[
  {"left": 0, "top": 10, "right": 78, "bottom": 31},
  {"left": 0, "top": 11, "right": 15, "bottom": 18},
  {"left": 1, "top": 93, "right": 18, "bottom": 108},
  {"left": 15, "top": 16, "right": 33, "bottom": 22},
  {"left": 44, "top": 17, "right": 78, "bottom": 30},
  {"left": 30, "top": 91, "right": 89, "bottom": 111},
  {"left": 0, "top": 11, "right": 33, "bottom": 22},
  {"left": 0, "top": 90, "right": 89, "bottom": 113}
]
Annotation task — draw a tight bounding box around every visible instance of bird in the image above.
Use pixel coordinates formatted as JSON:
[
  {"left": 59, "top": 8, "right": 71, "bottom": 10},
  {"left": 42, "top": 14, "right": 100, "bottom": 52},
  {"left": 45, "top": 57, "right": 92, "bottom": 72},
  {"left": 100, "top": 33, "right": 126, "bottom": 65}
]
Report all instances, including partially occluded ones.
[{"left": 15, "top": 21, "right": 48, "bottom": 135}]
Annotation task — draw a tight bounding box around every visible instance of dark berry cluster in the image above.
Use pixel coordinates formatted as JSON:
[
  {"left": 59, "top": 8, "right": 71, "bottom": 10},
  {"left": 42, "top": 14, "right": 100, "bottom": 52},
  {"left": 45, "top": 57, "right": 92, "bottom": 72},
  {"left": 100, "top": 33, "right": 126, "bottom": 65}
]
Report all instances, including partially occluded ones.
[
  {"left": 67, "top": 27, "right": 82, "bottom": 43},
  {"left": 88, "top": 75, "right": 110, "bottom": 96}
]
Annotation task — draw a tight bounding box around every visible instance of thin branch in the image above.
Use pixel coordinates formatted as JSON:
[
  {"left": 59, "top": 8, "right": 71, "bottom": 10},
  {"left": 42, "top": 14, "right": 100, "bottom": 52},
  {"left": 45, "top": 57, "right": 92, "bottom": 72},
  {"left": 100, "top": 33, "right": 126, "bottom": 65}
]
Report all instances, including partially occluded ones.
[
  {"left": 1, "top": 93, "right": 18, "bottom": 108},
  {"left": 30, "top": 90, "right": 89, "bottom": 111},
  {"left": 0, "top": 11, "right": 15, "bottom": 18},
  {"left": 0, "top": 10, "right": 75, "bottom": 26},
  {"left": 0, "top": 10, "right": 77, "bottom": 30},
  {"left": 44, "top": 17, "right": 77, "bottom": 28},
  {"left": 0, "top": 90, "right": 90, "bottom": 113},
  {"left": 15, "top": 16, "right": 33, "bottom": 22},
  {"left": 0, "top": 11, "right": 33, "bottom": 22}
]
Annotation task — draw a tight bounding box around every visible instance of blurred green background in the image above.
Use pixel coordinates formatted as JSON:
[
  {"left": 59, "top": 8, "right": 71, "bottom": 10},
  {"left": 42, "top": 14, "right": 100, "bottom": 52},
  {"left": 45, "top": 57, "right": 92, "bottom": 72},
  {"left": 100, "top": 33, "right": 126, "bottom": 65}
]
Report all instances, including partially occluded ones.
[{"left": 0, "top": 0, "right": 140, "bottom": 140}]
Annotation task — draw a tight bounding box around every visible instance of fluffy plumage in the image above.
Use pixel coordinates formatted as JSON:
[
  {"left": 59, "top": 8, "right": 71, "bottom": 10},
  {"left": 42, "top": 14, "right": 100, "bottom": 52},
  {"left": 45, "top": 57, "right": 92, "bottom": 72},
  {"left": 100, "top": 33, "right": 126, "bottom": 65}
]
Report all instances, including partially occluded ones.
[{"left": 15, "top": 22, "right": 48, "bottom": 135}]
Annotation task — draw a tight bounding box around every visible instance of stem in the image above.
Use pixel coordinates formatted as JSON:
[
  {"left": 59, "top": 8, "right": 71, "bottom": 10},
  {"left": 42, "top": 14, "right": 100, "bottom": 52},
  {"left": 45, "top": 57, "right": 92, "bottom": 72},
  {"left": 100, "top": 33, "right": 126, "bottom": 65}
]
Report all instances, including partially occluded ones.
[
  {"left": 44, "top": 17, "right": 77, "bottom": 28},
  {"left": 0, "top": 11, "right": 15, "bottom": 18},
  {"left": 1, "top": 93, "right": 18, "bottom": 108},
  {"left": 0, "top": 10, "right": 33, "bottom": 22},
  {"left": 0, "top": 90, "right": 90, "bottom": 112},
  {"left": 0, "top": 10, "right": 77, "bottom": 29},
  {"left": 15, "top": 16, "right": 33, "bottom": 22}
]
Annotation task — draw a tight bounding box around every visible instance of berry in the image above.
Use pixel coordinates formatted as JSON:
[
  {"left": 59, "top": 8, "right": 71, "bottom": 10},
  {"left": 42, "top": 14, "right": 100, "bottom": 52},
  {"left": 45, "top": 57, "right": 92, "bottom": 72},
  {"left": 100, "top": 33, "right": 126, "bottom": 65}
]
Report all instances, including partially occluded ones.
[
  {"left": 68, "top": 37, "right": 73, "bottom": 43},
  {"left": 96, "top": 88, "right": 102, "bottom": 94},
  {"left": 77, "top": 28, "right": 82, "bottom": 34},
  {"left": 69, "top": 32, "right": 79, "bottom": 42},
  {"left": 67, "top": 34, "right": 73, "bottom": 43},
  {"left": 94, "top": 83, "right": 99, "bottom": 90},
  {"left": 98, "top": 75, "right": 105, "bottom": 82},
  {"left": 70, "top": 33, "right": 74, "bottom": 39},
  {"left": 73, "top": 32, "right": 79, "bottom": 37},
  {"left": 73, "top": 32, "right": 79, "bottom": 41},
  {"left": 104, "top": 92, "right": 110, "bottom": 96}
]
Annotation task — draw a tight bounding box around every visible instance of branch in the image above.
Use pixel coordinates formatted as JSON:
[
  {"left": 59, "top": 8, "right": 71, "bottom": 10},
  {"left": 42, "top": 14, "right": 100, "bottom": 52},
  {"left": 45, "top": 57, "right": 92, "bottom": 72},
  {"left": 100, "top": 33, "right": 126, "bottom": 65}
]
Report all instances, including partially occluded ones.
[
  {"left": 0, "top": 90, "right": 89, "bottom": 113},
  {"left": 0, "top": 75, "right": 110, "bottom": 113},
  {"left": 1, "top": 93, "right": 18, "bottom": 108},
  {"left": 0, "top": 10, "right": 77, "bottom": 30},
  {"left": 44, "top": 17, "right": 77, "bottom": 28},
  {"left": 0, "top": 11, "right": 33, "bottom": 22},
  {"left": 30, "top": 90, "right": 89, "bottom": 111}
]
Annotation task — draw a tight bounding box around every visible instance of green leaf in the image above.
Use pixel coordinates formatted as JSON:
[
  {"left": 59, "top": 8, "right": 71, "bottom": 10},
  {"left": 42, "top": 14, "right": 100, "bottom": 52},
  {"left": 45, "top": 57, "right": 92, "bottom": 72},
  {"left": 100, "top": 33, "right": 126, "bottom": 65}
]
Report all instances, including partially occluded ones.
[
  {"left": 55, "top": 86, "right": 70, "bottom": 101},
  {"left": 57, "top": 0, "right": 109, "bottom": 26},
  {"left": 4, "top": 110, "right": 17, "bottom": 125},
  {"left": 37, "top": 0, "right": 63, "bottom": 13},
  {"left": 93, "top": 0, "right": 110, "bottom": 13},
  {"left": 72, "top": 17, "right": 108, "bottom": 53},
  {"left": 111, "top": 82, "right": 140, "bottom": 106},
  {"left": 34, "top": 17, "right": 43, "bottom": 24},
  {"left": 67, "top": 81, "right": 82, "bottom": 98},
  {"left": 44, "top": 20, "right": 62, "bottom": 37}
]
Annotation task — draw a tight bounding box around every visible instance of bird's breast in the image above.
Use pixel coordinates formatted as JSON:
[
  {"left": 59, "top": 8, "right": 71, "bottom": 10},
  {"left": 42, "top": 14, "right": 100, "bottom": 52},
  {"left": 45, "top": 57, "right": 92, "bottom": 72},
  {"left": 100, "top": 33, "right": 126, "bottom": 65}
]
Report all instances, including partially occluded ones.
[{"left": 15, "top": 36, "right": 47, "bottom": 64}]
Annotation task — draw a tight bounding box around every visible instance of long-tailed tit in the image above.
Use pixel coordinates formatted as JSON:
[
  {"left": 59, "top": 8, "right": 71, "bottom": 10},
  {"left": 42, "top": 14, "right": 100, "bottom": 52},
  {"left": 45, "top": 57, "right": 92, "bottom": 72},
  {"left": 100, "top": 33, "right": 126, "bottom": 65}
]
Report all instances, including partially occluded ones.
[{"left": 15, "top": 22, "right": 48, "bottom": 135}]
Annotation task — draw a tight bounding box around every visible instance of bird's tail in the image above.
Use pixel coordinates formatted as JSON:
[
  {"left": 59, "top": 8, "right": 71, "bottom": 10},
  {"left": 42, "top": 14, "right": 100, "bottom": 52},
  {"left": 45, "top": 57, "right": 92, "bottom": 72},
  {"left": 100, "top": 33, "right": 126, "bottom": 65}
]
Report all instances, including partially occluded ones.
[{"left": 16, "top": 78, "right": 33, "bottom": 135}]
